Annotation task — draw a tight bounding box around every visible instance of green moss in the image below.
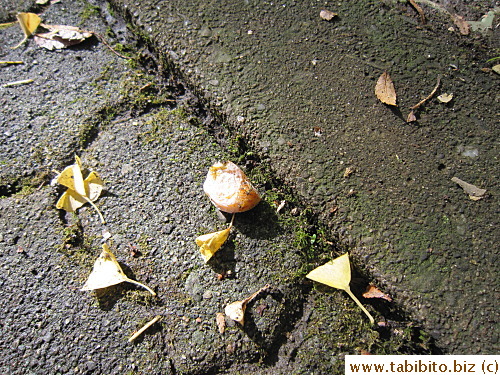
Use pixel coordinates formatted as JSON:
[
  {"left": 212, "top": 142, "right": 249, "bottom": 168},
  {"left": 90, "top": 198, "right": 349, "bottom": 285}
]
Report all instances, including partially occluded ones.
[{"left": 80, "top": 3, "right": 100, "bottom": 22}]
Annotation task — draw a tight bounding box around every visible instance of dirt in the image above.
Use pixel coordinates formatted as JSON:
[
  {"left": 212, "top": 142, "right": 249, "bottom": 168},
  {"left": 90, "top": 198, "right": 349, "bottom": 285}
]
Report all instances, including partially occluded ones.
[{"left": 0, "top": 0, "right": 498, "bottom": 374}]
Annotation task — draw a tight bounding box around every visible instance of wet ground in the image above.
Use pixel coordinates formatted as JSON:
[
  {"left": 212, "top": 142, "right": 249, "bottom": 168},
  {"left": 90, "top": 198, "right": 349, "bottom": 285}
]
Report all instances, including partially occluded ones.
[{"left": 0, "top": 0, "right": 498, "bottom": 373}]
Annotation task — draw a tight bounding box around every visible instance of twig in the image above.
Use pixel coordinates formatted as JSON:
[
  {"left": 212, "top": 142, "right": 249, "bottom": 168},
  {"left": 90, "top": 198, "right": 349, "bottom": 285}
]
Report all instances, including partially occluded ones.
[
  {"left": 128, "top": 315, "right": 162, "bottom": 342},
  {"left": 408, "top": 0, "right": 426, "bottom": 24},
  {"left": 3, "top": 79, "right": 34, "bottom": 87},
  {"left": 0, "top": 61, "right": 24, "bottom": 65},
  {"left": 410, "top": 75, "right": 441, "bottom": 110},
  {"left": 93, "top": 32, "right": 132, "bottom": 60}
]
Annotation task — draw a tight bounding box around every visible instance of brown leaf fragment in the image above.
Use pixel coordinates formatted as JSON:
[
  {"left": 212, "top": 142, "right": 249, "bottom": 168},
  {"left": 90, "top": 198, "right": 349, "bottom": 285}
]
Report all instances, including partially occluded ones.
[
  {"left": 451, "top": 14, "right": 470, "bottom": 35},
  {"left": 406, "top": 110, "right": 417, "bottom": 123},
  {"left": 437, "top": 93, "right": 453, "bottom": 103},
  {"left": 343, "top": 167, "right": 355, "bottom": 178},
  {"left": 375, "top": 71, "right": 397, "bottom": 106},
  {"left": 255, "top": 304, "right": 267, "bottom": 316},
  {"left": 362, "top": 285, "right": 393, "bottom": 302},
  {"left": 320, "top": 9, "right": 337, "bottom": 21},
  {"left": 451, "top": 177, "right": 486, "bottom": 201},
  {"left": 225, "top": 284, "right": 271, "bottom": 325},
  {"left": 216, "top": 312, "right": 226, "bottom": 334}
]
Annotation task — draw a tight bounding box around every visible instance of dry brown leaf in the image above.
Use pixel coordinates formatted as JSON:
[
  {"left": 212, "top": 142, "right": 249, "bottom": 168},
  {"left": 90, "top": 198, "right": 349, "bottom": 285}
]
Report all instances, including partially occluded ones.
[
  {"left": 375, "top": 71, "right": 397, "bottom": 107},
  {"left": 362, "top": 285, "right": 393, "bottom": 302},
  {"left": 320, "top": 9, "right": 337, "bottom": 21},
  {"left": 451, "top": 177, "right": 486, "bottom": 201},
  {"left": 451, "top": 14, "right": 470, "bottom": 35},
  {"left": 224, "top": 284, "right": 270, "bottom": 325},
  {"left": 406, "top": 110, "right": 417, "bottom": 123},
  {"left": 34, "top": 24, "right": 93, "bottom": 50}
]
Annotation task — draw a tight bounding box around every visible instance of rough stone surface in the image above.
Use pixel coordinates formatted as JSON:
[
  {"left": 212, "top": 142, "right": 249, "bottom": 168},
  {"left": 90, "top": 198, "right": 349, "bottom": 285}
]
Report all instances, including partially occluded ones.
[{"left": 108, "top": 0, "right": 499, "bottom": 354}]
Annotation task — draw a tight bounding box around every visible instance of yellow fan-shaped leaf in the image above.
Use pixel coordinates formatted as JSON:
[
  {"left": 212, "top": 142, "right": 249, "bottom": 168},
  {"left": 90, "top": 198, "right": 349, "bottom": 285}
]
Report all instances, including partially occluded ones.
[
  {"left": 56, "top": 188, "right": 87, "bottom": 212},
  {"left": 195, "top": 226, "right": 231, "bottom": 263},
  {"left": 85, "top": 171, "right": 104, "bottom": 201},
  {"left": 17, "top": 12, "right": 40, "bottom": 38},
  {"left": 55, "top": 156, "right": 105, "bottom": 223},
  {"left": 307, "top": 253, "right": 374, "bottom": 324},
  {"left": 82, "top": 244, "right": 156, "bottom": 296},
  {"left": 12, "top": 13, "right": 41, "bottom": 49},
  {"left": 306, "top": 253, "right": 351, "bottom": 290},
  {"left": 56, "top": 165, "right": 77, "bottom": 190}
]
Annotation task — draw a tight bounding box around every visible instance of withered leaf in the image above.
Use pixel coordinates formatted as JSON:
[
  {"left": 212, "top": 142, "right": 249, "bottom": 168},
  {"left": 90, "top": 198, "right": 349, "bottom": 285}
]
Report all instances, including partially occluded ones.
[
  {"left": 375, "top": 71, "right": 397, "bottom": 107},
  {"left": 34, "top": 24, "right": 92, "bottom": 50},
  {"left": 451, "top": 177, "right": 486, "bottom": 201},
  {"left": 362, "top": 285, "right": 393, "bottom": 302}
]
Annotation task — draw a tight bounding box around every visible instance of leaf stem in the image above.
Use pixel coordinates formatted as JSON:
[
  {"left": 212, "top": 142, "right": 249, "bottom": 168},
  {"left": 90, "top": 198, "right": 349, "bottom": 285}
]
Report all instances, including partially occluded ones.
[
  {"left": 345, "top": 287, "right": 375, "bottom": 324},
  {"left": 125, "top": 278, "right": 157, "bottom": 297},
  {"left": 82, "top": 196, "right": 105, "bottom": 224}
]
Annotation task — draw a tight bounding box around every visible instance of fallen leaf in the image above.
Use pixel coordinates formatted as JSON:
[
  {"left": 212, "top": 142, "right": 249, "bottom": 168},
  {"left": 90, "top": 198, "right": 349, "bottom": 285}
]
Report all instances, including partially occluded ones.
[
  {"left": 12, "top": 13, "right": 41, "bottom": 49},
  {"left": 492, "top": 65, "right": 500, "bottom": 75},
  {"left": 128, "top": 315, "right": 162, "bottom": 342},
  {"left": 306, "top": 253, "right": 374, "bottom": 324},
  {"left": 54, "top": 155, "right": 105, "bottom": 223},
  {"left": 437, "top": 93, "right": 453, "bottom": 103},
  {"left": 82, "top": 244, "right": 156, "bottom": 296},
  {"left": 362, "top": 285, "right": 393, "bottom": 302},
  {"left": 375, "top": 71, "right": 397, "bottom": 107},
  {"left": 195, "top": 224, "right": 232, "bottom": 263},
  {"left": 467, "top": 10, "right": 495, "bottom": 34},
  {"left": 216, "top": 312, "right": 226, "bottom": 334},
  {"left": 276, "top": 200, "right": 286, "bottom": 213},
  {"left": 451, "top": 14, "right": 470, "bottom": 35},
  {"left": 34, "top": 24, "right": 93, "bottom": 50},
  {"left": 225, "top": 284, "right": 270, "bottom": 325},
  {"left": 406, "top": 110, "right": 417, "bottom": 123},
  {"left": 343, "top": 167, "right": 355, "bottom": 178},
  {"left": 320, "top": 9, "right": 337, "bottom": 21},
  {"left": 451, "top": 177, "right": 486, "bottom": 201},
  {"left": 203, "top": 161, "right": 261, "bottom": 213}
]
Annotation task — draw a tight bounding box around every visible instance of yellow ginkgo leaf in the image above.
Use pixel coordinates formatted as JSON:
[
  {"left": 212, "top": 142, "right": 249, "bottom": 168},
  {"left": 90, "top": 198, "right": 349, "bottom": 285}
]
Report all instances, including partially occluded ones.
[
  {"left": 72, "top": 155, "right": 86, "bottom": 197},
  {"left": 12, "top": 13, "right": 41, "bottom": 49},
  {"left": 54, "top": 155, "right": 105, "bottom": 223},
  {"left": 195, "top": 226, "right": 231, "bottom": 263},
  {"left": 306, "top": 253, "right": 374, "bottom": 324},
  {"left": 85, "top": 171, "right": 104, "bottom": 201},
  {"left": 82, "top": 244, "right": 156, "bottom": 296},
  {"left": 56, "top": 188, "right": 87, "bottom": 212}
]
